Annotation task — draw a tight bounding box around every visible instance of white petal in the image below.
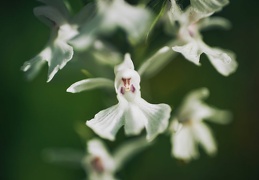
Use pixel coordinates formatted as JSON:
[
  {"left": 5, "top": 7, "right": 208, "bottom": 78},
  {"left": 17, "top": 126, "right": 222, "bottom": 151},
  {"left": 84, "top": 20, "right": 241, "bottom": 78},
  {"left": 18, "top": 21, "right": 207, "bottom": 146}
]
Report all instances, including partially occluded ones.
[
  {"left": 190, "top": 105, "right": 214, "bottom": 121},
  {"left": 98, "top": 0, "right": 153, "bottom": 44},
  {"left": 22, "top": 38, "right": 74, "bottom": 82},
  {"left": 136, "top": 98, "right": 171, "bottom": 141},
  {"left": 87, "top": 139, "right": 114, "bottom": 165},
  {"left": 190, "top": 0, "right": 229, "bottom": 14},
  {"left": 67, "top": 78, "right": 114, "bottom": 93},
  {"left": 169, "top": 118, "right": 183, "bottom": 133},
  {"left": 38, "top": 0, "right": 70, "bottom": 19},
  {"left": 88, "top": 173, "right": 117, "bottom": 180},
  {"left": 47, "top": 40, "right": 74, "bottom": 82},
  {"left": 169, "top": 0, "right": 184, "bottom": 22},
  {"left": 186, "top": 6, "right": 213, "bottom": 23},
  {"left": 87, "top": 172, "right": 118, "bottom": 180},
  {"left": 172, "top": 125, "right": 199, "bottom": 161},
  {"left": 205, "top": 47, "right": 238, "bottom": 76},
  {"left": 114, "top": 53, "right": 134, "bottom": 73},
  {"left": 58, "top": 23, "right": 78, "bottom": 41},
  {"left": 21, "top": 54, "right": 46, "bottom": 81},
  {"left": 198, "top": 17, "right": 231, "bottom": 31},
  {"left": 86, "top": 104, "right": 125, "bottom": 141},
  {"left": 138, "top": 46, "right": 177, "bottom": 78},
  {"left": 179, "top": 88, "right": 232, "bottom": 123},
  {"left": 205, "top": 108, "right": 232, "bottom": 124},
  {"left": 172, "top": 41, "right": 202, "bottom": 65},
  {"left": 179, "top": 88, "right": 227, "bottom": 122},
  {"left": 179, "top": 88, "right": 211, "bottom": 120},
  {"left": 184, "top": 87, "right": 209, "bottom": 102},
  {"left": 34, "top": 6, "right": 66, "bottom": 27},
  {"left": 192, "top": 122, "right": 217, "bottom": 156},
  {"left": 72, "top": 3, "right": 95, "bottom": 25},
  {"left": 84, "top": 139, "right": 117, "bottom": 180},
  {"left": 124, "top": 103, "right": 146, "bottom": 135},
  {"left": 70, "top": 0, "right": 153, "bottom": 49}
]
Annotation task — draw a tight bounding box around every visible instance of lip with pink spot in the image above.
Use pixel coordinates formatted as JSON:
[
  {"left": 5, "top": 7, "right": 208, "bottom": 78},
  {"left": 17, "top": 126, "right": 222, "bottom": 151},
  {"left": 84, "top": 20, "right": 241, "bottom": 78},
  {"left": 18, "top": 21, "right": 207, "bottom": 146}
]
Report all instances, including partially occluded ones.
[
  {"left": 120, "top": 78, "right": 135, "bottom": 95},
  {"left": 91, "top": 156, "right": 104, "bottom": 173}
]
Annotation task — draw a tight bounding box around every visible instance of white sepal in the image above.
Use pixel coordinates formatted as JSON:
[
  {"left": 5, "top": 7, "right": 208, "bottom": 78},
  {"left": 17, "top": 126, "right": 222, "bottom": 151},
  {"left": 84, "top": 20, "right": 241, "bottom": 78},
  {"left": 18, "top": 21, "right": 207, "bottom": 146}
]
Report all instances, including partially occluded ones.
[
  {"left": 192, "top": 122, "right": 217, "bottom": 156},
  {"left": 190, "top": 0, "right": 229, "bottom": 14},
  {"left": 173, "top": 41, "right": 202, "bottom": 66},
  {"left": 47, "top": 40, "right": 74, "bottom": 82},
  {"left": 34, "top": 5, "right": 66, "bottom": 27},
  {"left": 67, "top": 78, "right": 114, "bottom": 93},
  {"left": 86, "top": 105, "right": 125, "bottom": 141},
  {"left": 135, "top": 98, "right": 171, "bottom": 141},
  {"left": 204, "top": 47, "right": 238, "bottom": 76},
  {"left": 172, "top": 123, "right": 199, "bottom": 161}
]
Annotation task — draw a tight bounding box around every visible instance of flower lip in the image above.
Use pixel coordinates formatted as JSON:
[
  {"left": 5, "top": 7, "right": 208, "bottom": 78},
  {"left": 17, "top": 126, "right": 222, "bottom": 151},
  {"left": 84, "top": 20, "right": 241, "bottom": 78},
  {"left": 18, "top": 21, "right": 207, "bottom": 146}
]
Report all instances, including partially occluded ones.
[
  {"left": 90, "top": 156, "right": 104, "bottom": 174},
  {"left": 115, "top": 67, "right": 140, "bottom": 95},
  {"left": 122, "top": 78, "right": 131, "bottom": 91},
  {"left": 120, "top": 78, "right": 136, "bottom": 95},
  {"left": 187, "top": 23, "right": 197, "bottom": 37}
]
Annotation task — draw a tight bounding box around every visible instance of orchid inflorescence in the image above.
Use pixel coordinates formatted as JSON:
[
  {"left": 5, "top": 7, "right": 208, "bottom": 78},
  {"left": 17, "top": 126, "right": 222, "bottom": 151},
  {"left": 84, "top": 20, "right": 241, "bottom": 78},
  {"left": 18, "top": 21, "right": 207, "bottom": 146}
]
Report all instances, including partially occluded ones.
[{"left": 23, "top": 0, "right": 237, "bottom": 179}]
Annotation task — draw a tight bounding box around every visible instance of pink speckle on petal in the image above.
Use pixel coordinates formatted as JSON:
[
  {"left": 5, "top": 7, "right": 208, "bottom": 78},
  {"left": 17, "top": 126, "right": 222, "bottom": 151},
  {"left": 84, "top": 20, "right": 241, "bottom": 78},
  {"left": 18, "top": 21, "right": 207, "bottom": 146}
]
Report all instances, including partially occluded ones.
[
  {"left": 131, "top": 85, "right": 135, "bottom": 93},
  {"left": 91, "top": 157, "right": 104, "bottom": 173},
  {"left": 120, "top": 87, "right": 125, "bottom": 94}
]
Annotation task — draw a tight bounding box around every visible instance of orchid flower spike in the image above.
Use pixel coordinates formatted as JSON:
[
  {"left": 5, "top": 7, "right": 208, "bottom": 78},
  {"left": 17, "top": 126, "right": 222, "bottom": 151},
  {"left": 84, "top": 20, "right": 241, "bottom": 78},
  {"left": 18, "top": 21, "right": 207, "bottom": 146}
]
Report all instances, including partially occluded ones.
[
  {"left": 169, "top": 0, "right": 238, "bottom": 76},
  {"left": 170, "top": 88, "right": 232, "bottom": 162},
  {"left": 86, "top": 54, "right": 171, "bottom": 141}
]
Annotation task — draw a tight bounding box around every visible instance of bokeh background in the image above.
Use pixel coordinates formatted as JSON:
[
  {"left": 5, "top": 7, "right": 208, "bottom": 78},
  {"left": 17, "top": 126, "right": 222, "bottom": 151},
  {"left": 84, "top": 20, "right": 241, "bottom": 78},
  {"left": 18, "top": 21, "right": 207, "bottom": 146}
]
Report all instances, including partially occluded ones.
[{"left": 1, "top": 0, "right": 259, "bottom": 180}]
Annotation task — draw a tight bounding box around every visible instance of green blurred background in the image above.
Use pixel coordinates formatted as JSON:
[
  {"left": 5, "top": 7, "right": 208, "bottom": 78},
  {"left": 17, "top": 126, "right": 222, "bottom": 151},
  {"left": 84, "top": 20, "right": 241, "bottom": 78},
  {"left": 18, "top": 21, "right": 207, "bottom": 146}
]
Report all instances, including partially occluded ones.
[{"left": 1, "top": 0, "right": 259, "bottom": 180}]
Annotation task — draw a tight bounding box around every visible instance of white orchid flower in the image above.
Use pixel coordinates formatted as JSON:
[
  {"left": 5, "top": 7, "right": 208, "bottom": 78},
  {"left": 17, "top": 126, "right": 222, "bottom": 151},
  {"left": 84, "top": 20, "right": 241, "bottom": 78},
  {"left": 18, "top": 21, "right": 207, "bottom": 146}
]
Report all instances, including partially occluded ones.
[
  {"left": 21, "top": 0, "right": 93, "bottom": 82},
  {"left": 170, "top": 88, "right": 232, "bottom": 161},
  {"left": 82, "top": 137, "right": 150, "bottom": 180},
  {"left": 86, "top": 54, "right": 171, "bottom": 141},
  {"left": 83, "top": 139, "right": 117, "bottom": 180},
  {"left": 69, "top": 0, "right": 153, "bottom": 50},
  {"left": 168, "top": 0, "right": 238, "bottom": 76}
]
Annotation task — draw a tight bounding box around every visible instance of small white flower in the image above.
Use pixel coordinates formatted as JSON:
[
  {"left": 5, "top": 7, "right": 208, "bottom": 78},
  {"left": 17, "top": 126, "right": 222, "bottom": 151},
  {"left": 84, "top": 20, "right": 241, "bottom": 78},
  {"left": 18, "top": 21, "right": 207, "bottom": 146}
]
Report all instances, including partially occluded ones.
[
  {"left": 86, "top": 54, "right": 171, "bottom": 141},
  {"left": 21, "top": 0, "right": 85, "bottom": 82},
  {"left": 69, "top": 0, "right": 153, "bottom": 50},
  {"left": 82, "top": 137, "right": 150, "bottom": 180},
  {"left": 168, "top": 0, "right": 238, "bottom": 76},
  {"left": 83, "top": 139, "right": 117, "bottom": 180},
  {"left": 170, "top": 88, "right": 232, "bottom": 162}
]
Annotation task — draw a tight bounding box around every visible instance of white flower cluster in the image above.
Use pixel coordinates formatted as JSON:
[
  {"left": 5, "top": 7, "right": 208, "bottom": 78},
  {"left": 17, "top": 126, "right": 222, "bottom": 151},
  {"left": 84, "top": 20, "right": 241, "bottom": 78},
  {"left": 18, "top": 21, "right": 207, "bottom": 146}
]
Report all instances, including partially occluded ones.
[{"left": 23, "top": 0, "right": 237, "bottom": 179}]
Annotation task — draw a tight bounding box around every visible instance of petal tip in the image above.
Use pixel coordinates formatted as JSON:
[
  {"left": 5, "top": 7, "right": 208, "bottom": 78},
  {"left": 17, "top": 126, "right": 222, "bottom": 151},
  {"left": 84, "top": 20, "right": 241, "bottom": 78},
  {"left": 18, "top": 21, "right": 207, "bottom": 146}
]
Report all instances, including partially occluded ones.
[{"left": 66, "top": 87, "right": 75, "bottom": 93}]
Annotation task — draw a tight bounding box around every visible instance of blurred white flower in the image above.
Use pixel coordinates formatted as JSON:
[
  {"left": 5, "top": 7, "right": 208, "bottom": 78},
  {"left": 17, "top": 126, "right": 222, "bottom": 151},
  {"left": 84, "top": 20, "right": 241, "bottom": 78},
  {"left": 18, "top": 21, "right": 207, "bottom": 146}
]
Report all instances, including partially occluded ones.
[
  {"left": 69, "top": 0, "right": 153, "bottom": 50},
  {"left": 170, "top": 88, "right": 232, "bottom": 161},
  {"left": 168, "top": 0, "right": 238, "bottom": 76},
  {"left": 86, "top": 54, "right": 171, "bottom": 141},
  {"left": 21, "top": 0, "right": 93, "bottom": 82},
  {"left": 83, "top": 139, "right": 117, "bottom": 180},
  {"left": 82, "top": 137, "right": 150, "bottom": 180}
]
